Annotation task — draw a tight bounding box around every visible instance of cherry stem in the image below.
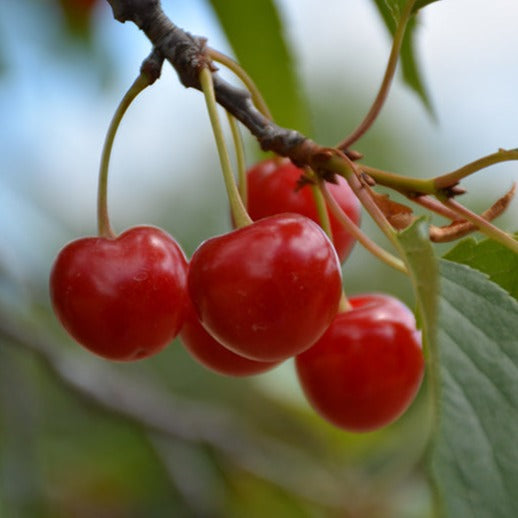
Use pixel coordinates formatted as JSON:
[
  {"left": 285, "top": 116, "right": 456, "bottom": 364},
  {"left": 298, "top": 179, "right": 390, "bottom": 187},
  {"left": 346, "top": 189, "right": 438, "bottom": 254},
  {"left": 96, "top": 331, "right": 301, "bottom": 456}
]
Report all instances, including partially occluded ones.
[
  {"left": 97, "top": 72, "right": 152, "bottom": 238},
  {"left": 307, "top": 169, "right": 352, "bottom": 312},
  {"left": 208, "top": 48, "right": 273, "bottom": 120},
  {"left": 321, "top": 183, "right": 408, "bottom": 274},
  {"left": 306, "top": 168, "right": 333, "bottom": 241},
  {"left": 440, "top": 198, "right": 518, "bottom": 253},
  {"left": 434, "top": 148, "right": 518, "bottom": 190},
  {"left": 362, "top": 148, "right": 518, "bottom": 197},
  {"left": 338, "top": 293, "right": 352, "bottom": 313},
  {"left": 410, "top": 195, "right": 464, "bottom": 221},
  {"left": 226, "top": 112, "right": 248, "bottom": 208},
  {"left": 328, "top": 152, "right": 404, "bottom": 253},
  {"left": 200, "top": 67, "right": 252, "bottom": 228},
  {"left": 337, "top": 0, "right": 418, "bottom": 150}
]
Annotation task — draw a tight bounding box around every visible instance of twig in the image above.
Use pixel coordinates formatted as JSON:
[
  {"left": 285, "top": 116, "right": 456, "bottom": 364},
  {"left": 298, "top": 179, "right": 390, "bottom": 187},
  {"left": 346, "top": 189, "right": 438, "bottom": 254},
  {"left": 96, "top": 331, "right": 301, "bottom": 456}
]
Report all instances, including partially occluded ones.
[
  {"left": 337, "top": 0, "right": 418, "bottom": 150},
  {"left": 321, "top": 183, "right": 407, "bottom": 274},
  {"left": 441, "top": 198, "right": 518, "bottom": 253},
  {"left": 429, "top": 184, "right": 516, "bottom": 242}
]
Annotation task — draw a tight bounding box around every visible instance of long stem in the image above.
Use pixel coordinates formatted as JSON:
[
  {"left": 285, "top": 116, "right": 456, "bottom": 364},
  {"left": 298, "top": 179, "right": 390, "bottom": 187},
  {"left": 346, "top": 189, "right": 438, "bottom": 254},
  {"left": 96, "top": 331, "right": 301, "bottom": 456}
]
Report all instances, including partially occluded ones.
[
  {"left": 208, "top": 48, "right": 273, "bottom": 120},
  {"left": 441, "top": 198, "right": 518, "bottom": 253},
  {"left": 306, "top": 168, "right": 333, "bottom": 241},
  {"left": 434, "top": 148, "right": 518, "bottom": 190},
  {"left": 98, "top": 73, "right": 151, "bottom": 238},
  {"left": 411, "top": 195, "right": 464, "bottom": 221},
  {"left": 321, "top": 183, "right": 408, "bottom": 274},
  {"left": 226, "top": 113, "right": 248, "bottom": 208},
  {"left": 305, "top": 170, "right": 351, "bottom": 312},
  {"left": 200, "top": 67, "right": 252, "bottom": 228},
  {"left": 337, "top": 0, "right": 418, "bottom": 149}
]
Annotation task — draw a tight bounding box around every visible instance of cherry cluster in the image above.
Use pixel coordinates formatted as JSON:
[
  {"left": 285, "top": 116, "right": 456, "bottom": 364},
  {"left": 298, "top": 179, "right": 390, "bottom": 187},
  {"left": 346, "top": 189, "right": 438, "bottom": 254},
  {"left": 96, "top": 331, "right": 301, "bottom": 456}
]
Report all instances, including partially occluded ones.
[{"left": 50, "top": 157, "right": 424, "bottom": 433}]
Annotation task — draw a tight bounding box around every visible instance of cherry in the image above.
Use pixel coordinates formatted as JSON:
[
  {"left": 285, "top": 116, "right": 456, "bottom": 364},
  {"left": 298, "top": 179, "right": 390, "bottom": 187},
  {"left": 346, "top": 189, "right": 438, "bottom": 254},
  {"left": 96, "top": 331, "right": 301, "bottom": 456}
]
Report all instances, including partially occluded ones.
[
  {"left": 295, "top": 293, "right": 424, "bottom": 432},
  {"left": 180, "top": 298, "right": 280, "bottom": 376},
  {"left": 50, "top": 226, "right": 188, "bottom": 361},
  {"left": 188, "top": 213, "right": 343, "bottom": 362},
  {"left": 246, "top": 158, "right": 361, "bottom": 262},
  {"left": 58, "top": 0, "right": 99, "bottom": 32}
]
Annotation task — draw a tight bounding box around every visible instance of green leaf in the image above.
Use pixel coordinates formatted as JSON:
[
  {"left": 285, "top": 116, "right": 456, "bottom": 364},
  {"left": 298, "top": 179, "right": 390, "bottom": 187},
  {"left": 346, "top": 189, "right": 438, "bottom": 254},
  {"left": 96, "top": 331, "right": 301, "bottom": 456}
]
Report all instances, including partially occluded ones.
[
  {"left": 372, "top": 0, "right": 434, "bottom": 112},
  {"left": 395, "top": 218, "right": 439, "bottom": 340},
  {"left": 394, "top": 220, "right": 441, "bottom": 484},
  {"left": 206, "top": 0, "right": 309, "bottom": 133},
  {"left": 443, "top": 236, "right": 518, "bottom": 301},
  {"left": 430, "top": 260, "right": 518, "bottom": 518},
  {"left": 413, "top": 0, "right": 442, "bottom": 13}
]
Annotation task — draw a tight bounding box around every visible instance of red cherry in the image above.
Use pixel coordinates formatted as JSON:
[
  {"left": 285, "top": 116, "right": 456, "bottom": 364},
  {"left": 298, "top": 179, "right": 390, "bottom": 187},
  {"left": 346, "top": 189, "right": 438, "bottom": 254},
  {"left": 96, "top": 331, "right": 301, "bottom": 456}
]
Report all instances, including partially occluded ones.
[
  {"left": 188, "top": 213, "right": 343, "bottom": 362},
  {"left": 295, "top": 294, "right": 424, "bottom": 432},
  {"left": 58, "top": 0, "right": 98, "bottom": 16},
  {"left": 50, "top": 226, "right": 188, "bottom": 361},
  {"left": 180, "top": 298, "right": 281, "bottom": 376},
  {"left": 246, "top": 158, "right": 361, "bottom": 262}
]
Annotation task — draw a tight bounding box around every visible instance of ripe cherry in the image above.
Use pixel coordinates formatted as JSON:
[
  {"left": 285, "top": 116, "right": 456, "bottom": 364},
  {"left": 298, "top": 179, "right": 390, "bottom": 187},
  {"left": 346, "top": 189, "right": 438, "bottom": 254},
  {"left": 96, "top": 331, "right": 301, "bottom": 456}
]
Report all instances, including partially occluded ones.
[
  {"left": 246, "top": 158, "right": 361, "bottom": 262},
  {"left": 180, "top": 298, "right": 281, "bottom": 376},
  {"left": 58, "top": 0, "right": 99, "bottom": 32},
  {"left": 50, "top": 226, "right": 188, "bottom": 361},
  {"left": 188, "top": 213, "right": 343, "bottom": 362},
  {"left": 295, "top": 293, "right": 424, "bottom": 432}
]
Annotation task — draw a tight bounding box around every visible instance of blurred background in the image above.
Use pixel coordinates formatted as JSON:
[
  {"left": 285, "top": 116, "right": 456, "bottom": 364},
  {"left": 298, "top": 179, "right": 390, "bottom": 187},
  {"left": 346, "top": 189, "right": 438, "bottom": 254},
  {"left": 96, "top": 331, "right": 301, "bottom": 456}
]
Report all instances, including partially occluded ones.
[{"left": 0, "top": 0, "right": 517, "bottom": 516}]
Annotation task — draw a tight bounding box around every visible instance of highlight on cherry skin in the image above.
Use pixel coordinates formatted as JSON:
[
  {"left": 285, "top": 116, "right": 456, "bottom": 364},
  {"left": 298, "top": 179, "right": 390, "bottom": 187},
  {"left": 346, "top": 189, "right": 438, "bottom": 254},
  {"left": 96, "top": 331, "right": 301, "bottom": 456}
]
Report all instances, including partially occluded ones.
[
  {"left": 180, "top": 297, "right": 281, "bottom": 377},
  {"left": 49, "top": 226, "right": 188, "bottom": 361},
  {"left": 246, "top": 158, "right": 361, "bottom": 262},
  {"left": 295, "top": 293, "right": 424, "bottom": 433},
  {"left": 187, "top": 212, "right": 343, "bottom": 363}
]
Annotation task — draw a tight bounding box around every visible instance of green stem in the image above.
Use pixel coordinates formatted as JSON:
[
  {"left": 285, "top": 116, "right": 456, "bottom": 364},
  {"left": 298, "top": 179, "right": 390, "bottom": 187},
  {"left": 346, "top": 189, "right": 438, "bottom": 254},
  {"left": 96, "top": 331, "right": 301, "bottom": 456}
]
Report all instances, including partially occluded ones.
[
  {"left": 307, "top": 170, "right": 352, "bottom": 313},
  {"left": 441, "top": 198, "right": 518, "bottom": 253},
  {"left": 328, "top": 154, "right": 403, "bottom": 251},
  {"left": 338, "top": 293, "right": 352, "bottom": 313},
  {"left": 338, "top": 0, "right": 418, "bottom": 149},
  {"left": 434, "top": 148, "right": 518, "bottom": 190},
  {"left": 226, "top": 113, "right": 248, "bottom": 208},
  {"left": 321, "top": 183, "right": 408, "bottom": 274},
  {"left": 200, "top": 67, "right": 252, "bottom": 228},
  {"left": 311, "top": 182, "right": 334, "bottom": 238},
  {"left": 361, "top": 165, "right": 437, "bottom": 195},
  {"left": 97, "top": 73, "right": 151, "bottom": 238},
  {"left": 411, "top": 195, "right": 463, "bottom": 221},
  {"left": 208, "top": 48, "right": 273, "bottom": 120},
  {"left": 307, "top": 169, "right": 333, "bottom": 241}
]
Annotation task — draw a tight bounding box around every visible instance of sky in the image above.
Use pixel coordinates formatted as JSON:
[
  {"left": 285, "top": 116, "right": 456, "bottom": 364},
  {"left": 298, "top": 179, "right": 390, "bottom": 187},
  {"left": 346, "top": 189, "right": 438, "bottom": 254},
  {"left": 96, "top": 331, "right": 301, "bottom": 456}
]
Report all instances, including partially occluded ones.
[{"left": 1, "top": 0, "right": 518, "bottom": 299}]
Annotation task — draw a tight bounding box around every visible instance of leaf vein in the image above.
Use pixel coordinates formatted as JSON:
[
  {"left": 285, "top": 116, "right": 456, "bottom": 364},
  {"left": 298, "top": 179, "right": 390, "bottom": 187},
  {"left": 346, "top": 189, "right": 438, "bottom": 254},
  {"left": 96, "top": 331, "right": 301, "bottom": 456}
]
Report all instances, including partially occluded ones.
[{"left": 441, "top": 300, "right": 518, "bottom": 410}]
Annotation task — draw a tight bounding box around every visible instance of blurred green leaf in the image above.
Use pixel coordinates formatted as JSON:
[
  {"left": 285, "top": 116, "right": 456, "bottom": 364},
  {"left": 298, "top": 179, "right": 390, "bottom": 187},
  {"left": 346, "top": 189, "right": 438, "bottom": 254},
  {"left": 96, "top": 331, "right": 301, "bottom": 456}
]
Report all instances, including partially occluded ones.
[
  {"left": 413, "top": 0, "right": 441, "bottom": 13},
  {"left": 206, "top": 0, "right": 310, "bottom": 133},
  {"left": 430, "top": 261, "right": 518, "bottom": 518},
  {"left": 395, "top": 218, "right": 439, "bottom": 334},
  {"left": 372, "top": 0, "right": 434, "bottom": 112},
  {"left": 372, "top": 1, "right": 441, "bottom": 25},
  {"left": 443, "top": 235, "right": 518, "bottom": 300},
  {"left": 393, "top": 219, "right": 441, "bottom": 516}
]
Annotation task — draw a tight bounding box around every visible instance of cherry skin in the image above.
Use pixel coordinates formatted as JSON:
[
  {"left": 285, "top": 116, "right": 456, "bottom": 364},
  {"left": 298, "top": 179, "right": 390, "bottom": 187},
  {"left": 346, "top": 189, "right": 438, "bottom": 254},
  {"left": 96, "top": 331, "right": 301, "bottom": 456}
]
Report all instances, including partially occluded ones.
[
  {"left": 180, "top": 298, "right": 281, "bottom": 377},
  {"left": 295, "top": 293, "right": 424, "bottom": 432},
  {"left": 50, "top": 226, "right": 188, "bottom": 361},
  {"left": 246, "top": 158, "right": 361, "bottom": 262},
  {"left": 188, "top": 213, "right": 343, "bottom": 362}
]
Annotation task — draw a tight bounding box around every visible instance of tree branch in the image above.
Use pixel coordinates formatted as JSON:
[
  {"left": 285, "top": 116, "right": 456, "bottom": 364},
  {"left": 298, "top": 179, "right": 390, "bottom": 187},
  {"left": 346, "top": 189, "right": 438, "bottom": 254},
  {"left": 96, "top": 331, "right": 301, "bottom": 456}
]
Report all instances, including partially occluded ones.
[
  {"left": 105, "top": 0, "right": 316, "bottom": 161},
  {"left": 0, "top": 311, "right": 345, "bottom": 508}
]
